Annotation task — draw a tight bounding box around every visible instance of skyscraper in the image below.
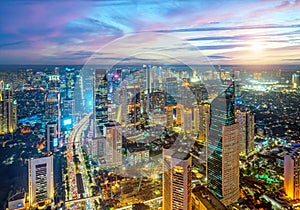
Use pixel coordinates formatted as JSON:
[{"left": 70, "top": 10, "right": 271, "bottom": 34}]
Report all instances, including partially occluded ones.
[
  {"left": 46, "top": 122, "right": 58, "bottom": 152},
  {"left": 94, "top": 69, "right": 108, "bottom": 137},
  {"left": 166, "top": 105, "right": 174, "bottom": 128},
  {"left": 183, "top": 107, "right": 192, "bottom": 133},
  {"left": 104, "top": 121, "right": 122, "bottom": 165},
  {"left": 0, "top": 81, "right": 17, "bottom": 134},
  {"left": 236, "top": 110, "right": 255, "bottom": 156},
  {"left": 284, "top": 146, "right": 300, "bottom": 200},
  {"left": 292, "top": 71, "right": 300, "bottom": 89},
  {"left": 197, "top": 103, "right": 210, "bottom": 143},
  {"left": 176, "top": 104, "right": 183, "bottom": 125},
  {"left": 206, "top": 83, "right": 240, "bottom": 206},
  {"left": 44, "top": 91, "right": 60, "bottom": 139},
  {"left": 28, "top": 155, "right": 54, "bottom": 206},
  {"left": 163, "top": 149, "right": 192, "bottom": 210},
  {"left": 166, "top": 77, "right": 178, "bottom": 104}
]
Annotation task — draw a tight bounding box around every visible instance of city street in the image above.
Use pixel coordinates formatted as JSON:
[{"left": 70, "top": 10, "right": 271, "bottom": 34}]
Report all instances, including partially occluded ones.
[{"left": 65, "top": 113, "right": 95, "bottom": 210}]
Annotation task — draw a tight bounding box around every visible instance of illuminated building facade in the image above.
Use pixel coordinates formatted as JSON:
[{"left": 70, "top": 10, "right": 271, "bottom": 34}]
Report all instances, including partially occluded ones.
[
  {"left": 284, "top": 147, "right": 300, "bottom": 200},
  {"left": 104, "top": 121, "right": 122, "bottom": 165},
  {"left": 149, "top": 91, "right": 165, "bottom": 113},
  {"left": 197, "top": 103, "right": 210, "bottom": 143},
  {"left": 176, "top": 104, "right": 183, "bottom": 125},
  {"left": 163, "top": 149, "right": 192, "bottom": 210},
  {"left": 28, "top": 156, "right": 54, "bottom": 206},
  {"left": 44, "top": 91, "right": 60, "bottom": 139},
  {"left": 166, "top": 77, "right": 178, "bottom": 105},
  {"left": 206, "top": 83, "right": 240, "bottom": 206},
  {"left": 94, "top": 69, "right": 108, "bottom": 137},
  {"left": 62, "top": 98, "right": 75, "bottom": 121},
  {"left": 292, "top": 71, "right": 300, "bottom": 89},
  {"left": 166, "top": 105, "right": 174, "bottom": 128},
  {"left": 45, "top": 91, "right": 60, "bottom": 120},
  {"left": 193, "top": 106, "right": 200, "bottom": 133},
  {"left": 125, "top": 84, "right": 142, "bottom": 138},
  {"left": 107, "top": 69, "right": 122, "bottom": 121},
  {"left": 183, "top": 107, "right": 192, "bottom": 133},
  {"left": 236, "top": 110, "right": 255, "bottom": 156},
  {"left": 46, "top": 122, "right": 58, "bottom": 152},
  {"left": 127, "top": 146, "right": 149, "bottom": 166},
  {"left": 0, "top": 81, "right": 17, "bottom": 134}
]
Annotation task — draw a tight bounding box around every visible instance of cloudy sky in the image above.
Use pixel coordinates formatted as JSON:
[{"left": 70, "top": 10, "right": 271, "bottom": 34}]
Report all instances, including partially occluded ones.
[{"left": 1, "top": 0, "right": 300, "bottom": 65}]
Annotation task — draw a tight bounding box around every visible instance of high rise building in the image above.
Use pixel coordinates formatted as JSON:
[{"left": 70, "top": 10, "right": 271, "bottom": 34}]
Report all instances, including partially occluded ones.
[
  {"left": 236, "top": 110, "right": 255, "bottom": 156},
  {"left": 28, "top": 155, "right": 54, "bottom": 206},
  {"left": 206, "top": 83, "right": 240, "bottom": 206},
  {"left": 0, "top": 81, "right": 17, "bottom": 134},
  {"left": 107, "top": 69, "right": 122, "bottom": 119},
  {"left": 125, "top": 84, "right": 142, "bottom": 138},
  {"left": 193, "top": 106, "right": 200, "bottom": 133},
  {"left": 166, "top": 77, "right": 178, "bottom": 105},
  {"left": 183, "top": 107, "right": 192, "bottom": 133},
  {"left": 176, "top": 104, "right": 183, "bottom": 125},
  {"left": 44, "top": 91, "right": 60, "bottom": 139},
  {"left": 46, "top": 122, "right": 58, "bottom": 152},
  {"left": 197, "top": 103, "right": 210, "bottom": 143},
  {"left": 163, "top": 149, "right": 192, "bottom": 210},
  {"left": 292, "top": 71, "right": 300, "bottom": 89},
  {"left": 91, "top": 137, "right": 105, "bottom": 162},
  {"left": 127, "top": 146, "right": 149, "bottom": 166},
  {"left": 166, "top": 105, "right": 174, "bottom": 128},
  {"left": 45, "top": 91, "right": 60, "bottom": 121},
  {"left": 104, "top": 121, "right": 122, "bottom": 165},
  {"left": 144, "top": 64, "right": 153, "bottom": 95},
  {"left": 94, "top": 69, "right": 108, "bottom": 137},
  {"left": 284, "top": 146, "right": 300, "bottom": 200},
  {"left": 62, "top": 98, "right": 75, "bottom": 121},
  {"left": 65, "top": 67, "right": 78, "bottom": 100}
]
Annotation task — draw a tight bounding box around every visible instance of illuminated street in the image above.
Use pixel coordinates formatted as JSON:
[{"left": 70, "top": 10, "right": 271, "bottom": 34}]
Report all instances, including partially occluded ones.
[{"left": 65, "top": 113, "right": 94, "bottom": 210}]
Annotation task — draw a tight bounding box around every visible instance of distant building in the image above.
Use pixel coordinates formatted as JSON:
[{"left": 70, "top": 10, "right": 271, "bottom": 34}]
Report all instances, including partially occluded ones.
[
  {"left": 62, "top": 98, "right": 75, "bottom": 121},
  {"left": 28, "top": 156, "right": 54, "bottom": 206},
  {"left": 65, "top": 67, "right": 78, "bottom": 100},
  {"left": 94, "top": 69, "right": 108, "bottom": 137},
  {"left": 236, "top": 110, "right": 255, "bottom": 156},
  {"left": 45, "top": 91, "right": 60, "bottom": 121},
  {"left": 206, "top": 84, "right": 240, "bottom": 206},
  {"left": 44, "top": 90, "right": 60, "bottom": 139},
  {"left": 183, "top": 107, "right": 193, "bottom": 133},
  {"left": 176, "top": 104, "right": 183, "bottom": 125},
  {"left": 166, "top": 105, "right": 174, "bottom": 128},
  {"left": 198, "top": 103, "right": 210, "bottom": 142},
  {"left": 192, "top": 185, "right": 227, "bottom": 210},
  {"left": 284, "top": 146, "right": 300, "bottom": 200},
  {"left": 163, "top": 149, "right": 192, "bottom": 210},
  {"left": 292, "top": 71, "right": 300, "bottom": 89},
  {"left": 253, "top": 72, "right": 262, "bottom": 80},
  {"left": 46, "top": 122, "right": 58, "bottom": 152},
  {"left": 166, "top": 77, "right": 178, "bottom": 105},
  {"left": 104, "top": 121, "right": 122, "bottom": 166},
  {"left": 0, "top": 81, "right": 17, "bottom": 134},
  {"left": 127, "top": 145, "right": 149, "bottom": 166}
]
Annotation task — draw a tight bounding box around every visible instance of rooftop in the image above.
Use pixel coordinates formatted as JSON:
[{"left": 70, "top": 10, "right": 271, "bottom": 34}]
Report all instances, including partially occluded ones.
[
  {"left": 9, "top": 192, "right": 25, "bottom": 202},
  {"left": 192, "top": 185, "right": 227, "bottom": 210}
]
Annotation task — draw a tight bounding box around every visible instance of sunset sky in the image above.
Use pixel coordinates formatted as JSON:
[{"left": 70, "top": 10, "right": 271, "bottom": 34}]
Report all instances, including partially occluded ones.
[{"left": 1, "top": 0, "right": 300, "bottom": 65}]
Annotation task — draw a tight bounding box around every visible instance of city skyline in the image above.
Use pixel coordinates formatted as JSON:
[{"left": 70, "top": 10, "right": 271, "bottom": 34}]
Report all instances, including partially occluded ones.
[
  {"left": 0, "top": 0, "right": 300, "bottom": 65},
  {"left": 1, "top": 1, "right": 300, "bottom": 209}
]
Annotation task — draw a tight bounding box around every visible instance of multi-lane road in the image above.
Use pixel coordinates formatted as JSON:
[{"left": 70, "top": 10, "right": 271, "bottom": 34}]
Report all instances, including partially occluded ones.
[{"left": 65, "top": 113, "right": 95, "bottom": 210}]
